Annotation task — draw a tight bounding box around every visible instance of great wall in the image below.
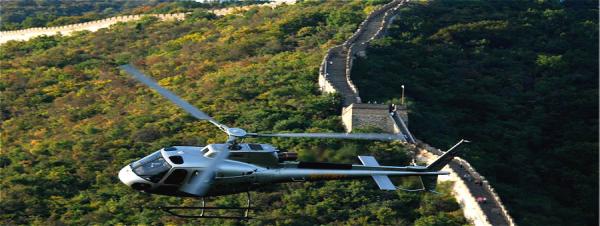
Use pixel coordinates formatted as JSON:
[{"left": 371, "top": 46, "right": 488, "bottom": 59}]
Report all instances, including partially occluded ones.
[
  {"left": 0, "top": 0, "right": 296, "bottom": 44},
  {"left": 1, "top": 1, "right": 515, "bottom": 225},
  {"left": 0, "top": 13, "right": 186, "bottom": 44},
  {"left": 317, "top": 0, "right": 516, "bottom": 225}
]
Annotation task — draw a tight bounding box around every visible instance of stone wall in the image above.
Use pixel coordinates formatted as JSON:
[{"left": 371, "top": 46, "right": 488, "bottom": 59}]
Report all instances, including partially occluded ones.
[
  {"left": 318, "top": 45, "right": 343, "bottom": 94},
  {"left": 0, "top": 13, "right": 187, "bottom": 44},
  {"left": 342, "top": 103, "right": 396, "bottom": 133},
  {"left": 454, "top": 158, "right": 517, "bottom": 226},
  {"left": 417, "top": 142, "right": 516, "bottom": 226},
  {"left": 316, "top": 1, "right": 517, "bottom": 225},
  {"left": 417, "top": 146, "right": 492, "bottom": 226},
  {"left": 210, "top": 0, "right": 296, "bottom": 16},
  {"left": 0, "top": 1, "right": 297, "bottom": 44},
  {"left": 0, "top": 13, "right": 187, "bottom": 34},
  {"left": 370, "top": 0, "right": 404, "bottom": 41},
  {"left": 317, "top": 0, "right": 406, "bottom": 103},
  {"left": 342, "top": 0, "right": 406, "bottom": 101}
]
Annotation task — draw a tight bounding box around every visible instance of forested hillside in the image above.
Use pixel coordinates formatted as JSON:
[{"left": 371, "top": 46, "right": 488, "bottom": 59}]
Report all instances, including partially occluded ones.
[
  {"left": 0, "top": 1, "right": 467, "bottom": 225},
  {"left": 352, "top": 1, "right": 598, "bottom": 225}
]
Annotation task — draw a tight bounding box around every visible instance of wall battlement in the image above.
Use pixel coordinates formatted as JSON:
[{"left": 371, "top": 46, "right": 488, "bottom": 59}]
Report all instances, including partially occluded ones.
[
  {"left": 0, "top": 13, "right": 186, "bottom": 44},
  {"left": 0, "top": 0, "right": 297, "bottom": 45},
  {"left": 342, "top": 103, "right": 396, "bottom": 133}
]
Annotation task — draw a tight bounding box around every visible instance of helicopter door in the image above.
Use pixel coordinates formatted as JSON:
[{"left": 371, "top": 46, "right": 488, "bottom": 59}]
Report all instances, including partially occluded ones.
[
  {"left": 245, "top": 170, "right": 257, "bottom": 183},
  {"left": 163, "top": 169, "right": 188, "bottom": 185},
  {"left": 188, "top": 170, "right": 216, "bottom": 183}
]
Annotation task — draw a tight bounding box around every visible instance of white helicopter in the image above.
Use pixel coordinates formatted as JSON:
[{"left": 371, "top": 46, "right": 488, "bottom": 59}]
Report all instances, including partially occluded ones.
[{"left": 117, "top": 64, "right": 468, "bottom": 219}]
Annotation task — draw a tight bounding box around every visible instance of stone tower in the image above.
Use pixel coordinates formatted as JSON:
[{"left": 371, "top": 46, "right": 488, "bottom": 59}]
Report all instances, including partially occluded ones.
[{"left": 342, "top": 103, "right": 394, "bottom": 133}]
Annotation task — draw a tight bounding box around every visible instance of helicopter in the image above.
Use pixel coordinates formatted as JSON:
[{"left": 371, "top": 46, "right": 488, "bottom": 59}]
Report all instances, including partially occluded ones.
[{"left": 117, "top": 64, "right": 469, "bottom": 219}]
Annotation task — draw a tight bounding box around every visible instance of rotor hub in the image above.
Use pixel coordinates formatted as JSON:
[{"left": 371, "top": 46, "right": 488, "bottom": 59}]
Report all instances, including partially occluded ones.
[{"left": 226, "top": 128, "right": 247, "bottom": 137}]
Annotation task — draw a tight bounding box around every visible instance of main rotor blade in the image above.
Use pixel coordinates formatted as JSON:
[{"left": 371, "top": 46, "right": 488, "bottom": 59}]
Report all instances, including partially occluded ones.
[
  {"left": 179, "top": 148, "right": 230, "bottom": 196},
  {"left": 251, "top": 132, "right": 406, "bottom": 142},
  {"left": 120, "top": 64, "right": 228, "bottom": 130}
]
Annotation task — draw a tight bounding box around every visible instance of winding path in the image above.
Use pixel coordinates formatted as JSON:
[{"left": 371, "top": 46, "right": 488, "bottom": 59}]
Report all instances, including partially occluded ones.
[
  {"left": 421, "top": 146, "right": 513, "bottom": 226},
  {"left": 450, "top": 162, "right": 508, "bottom": 225},
  {"left": 324, "top": 9, "right": 388, "bottom": 106},
  {"left": 325, "top": 46, "right": 358, "bottom": 106}
]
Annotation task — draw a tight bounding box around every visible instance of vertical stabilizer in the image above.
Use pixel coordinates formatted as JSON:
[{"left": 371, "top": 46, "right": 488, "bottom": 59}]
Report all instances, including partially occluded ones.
[
  {"left": 426, "top": 139, "right": 469, "bottom": 171},
  {"left": 422, "top": 139, "right": 470, "bottom": 192}
]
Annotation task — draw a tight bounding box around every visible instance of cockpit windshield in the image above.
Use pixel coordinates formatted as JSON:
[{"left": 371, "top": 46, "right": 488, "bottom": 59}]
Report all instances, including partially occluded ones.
[{"left": 131, "top": 151, "right": 172, "bottom": 183}]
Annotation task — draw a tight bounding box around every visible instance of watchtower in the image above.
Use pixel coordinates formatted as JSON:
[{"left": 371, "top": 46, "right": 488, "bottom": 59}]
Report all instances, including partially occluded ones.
[{"left": 341, "top": 103, "right": 389, "bottom": 133}]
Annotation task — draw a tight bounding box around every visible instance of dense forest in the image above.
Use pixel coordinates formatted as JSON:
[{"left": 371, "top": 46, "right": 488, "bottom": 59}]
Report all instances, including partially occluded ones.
[
  {"left": 0, "top": 0, "right": 267, "bottom": 30},
  {"left": 352, "top": 0, "right": 598, "bottom": 225},
  {"left": 0, "top": 1, "right": 468, "bottom": 225}
]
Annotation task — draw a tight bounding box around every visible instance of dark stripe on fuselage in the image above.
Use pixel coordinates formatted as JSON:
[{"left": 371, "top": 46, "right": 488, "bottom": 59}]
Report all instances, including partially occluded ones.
[{"left": 297, "top": 161, "right": 352, "bottom": 170}]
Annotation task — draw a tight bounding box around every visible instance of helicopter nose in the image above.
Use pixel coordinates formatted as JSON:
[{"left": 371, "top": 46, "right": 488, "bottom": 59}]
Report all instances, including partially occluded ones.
[{"left": 118, "top": 165, "right": 151, "bottom": 190}]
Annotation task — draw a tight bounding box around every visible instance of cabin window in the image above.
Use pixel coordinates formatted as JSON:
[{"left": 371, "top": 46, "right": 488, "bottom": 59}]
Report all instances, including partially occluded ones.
[
  {"left": 248, "top": 143, "right": 263, "bottom": 150},
  {"left": 163, "top": 169, "right": 188, "bottom": 185},
  {"left": 169, "top": 156, "right": 184, "bottom": 164}
]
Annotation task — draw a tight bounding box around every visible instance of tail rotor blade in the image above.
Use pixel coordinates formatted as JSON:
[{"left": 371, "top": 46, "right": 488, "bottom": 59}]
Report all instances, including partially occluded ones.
[
  {"left": 250, "top": 132, "right": 405, "bottom": 141},
  {"left": 119, "top": 64, "right": 228, "bottom": 131}
]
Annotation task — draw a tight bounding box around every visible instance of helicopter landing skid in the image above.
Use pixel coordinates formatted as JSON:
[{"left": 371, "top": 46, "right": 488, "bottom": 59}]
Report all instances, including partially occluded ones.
[{"left": 158, "top": 192, "right": 255, "bottom": 220}]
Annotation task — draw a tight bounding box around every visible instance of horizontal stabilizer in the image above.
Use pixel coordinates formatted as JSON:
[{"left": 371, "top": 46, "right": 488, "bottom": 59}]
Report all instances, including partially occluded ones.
[
  {"left": 358, "top": 156, "right": 396, "bottom": 191},
  {"left": 372, "top": 175, "right": 396, "bottom": 190}
]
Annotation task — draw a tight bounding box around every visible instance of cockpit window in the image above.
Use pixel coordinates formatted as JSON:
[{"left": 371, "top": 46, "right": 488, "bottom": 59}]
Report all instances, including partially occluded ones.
[
  {"left": 131, "top": 151, "right": 161, "bottom": 169},
  {"left": 131, "top": 151, "right": 172, "bottom": 183}
]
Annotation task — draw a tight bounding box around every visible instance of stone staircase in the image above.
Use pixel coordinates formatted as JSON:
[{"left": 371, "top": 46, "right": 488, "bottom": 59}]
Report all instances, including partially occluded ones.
[
  {"left": 326, "top": 46, "right": 358, "bottom": 106},
  {"left": 319, "top": 0, "right": 403, "bottom": 106},
  {"left": 328, "top": 9, "right": 389, "bottom": 106}
]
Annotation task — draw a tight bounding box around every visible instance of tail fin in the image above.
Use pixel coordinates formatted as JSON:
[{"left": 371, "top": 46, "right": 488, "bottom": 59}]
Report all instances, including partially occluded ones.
[
  {"left": 421, "top": 139, "right": 470, "bottom": 192},
  {"left": 426, "top": 139, "right": 469, "bottom": 171}
]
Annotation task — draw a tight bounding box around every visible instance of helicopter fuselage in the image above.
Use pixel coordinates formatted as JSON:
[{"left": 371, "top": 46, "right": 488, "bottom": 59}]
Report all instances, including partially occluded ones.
[
  {"left": 118, "top": 144, "right": 445, "bottom": 197},
  {"left": 117, "top": 64, "right": 463, "bottom": 202}
]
